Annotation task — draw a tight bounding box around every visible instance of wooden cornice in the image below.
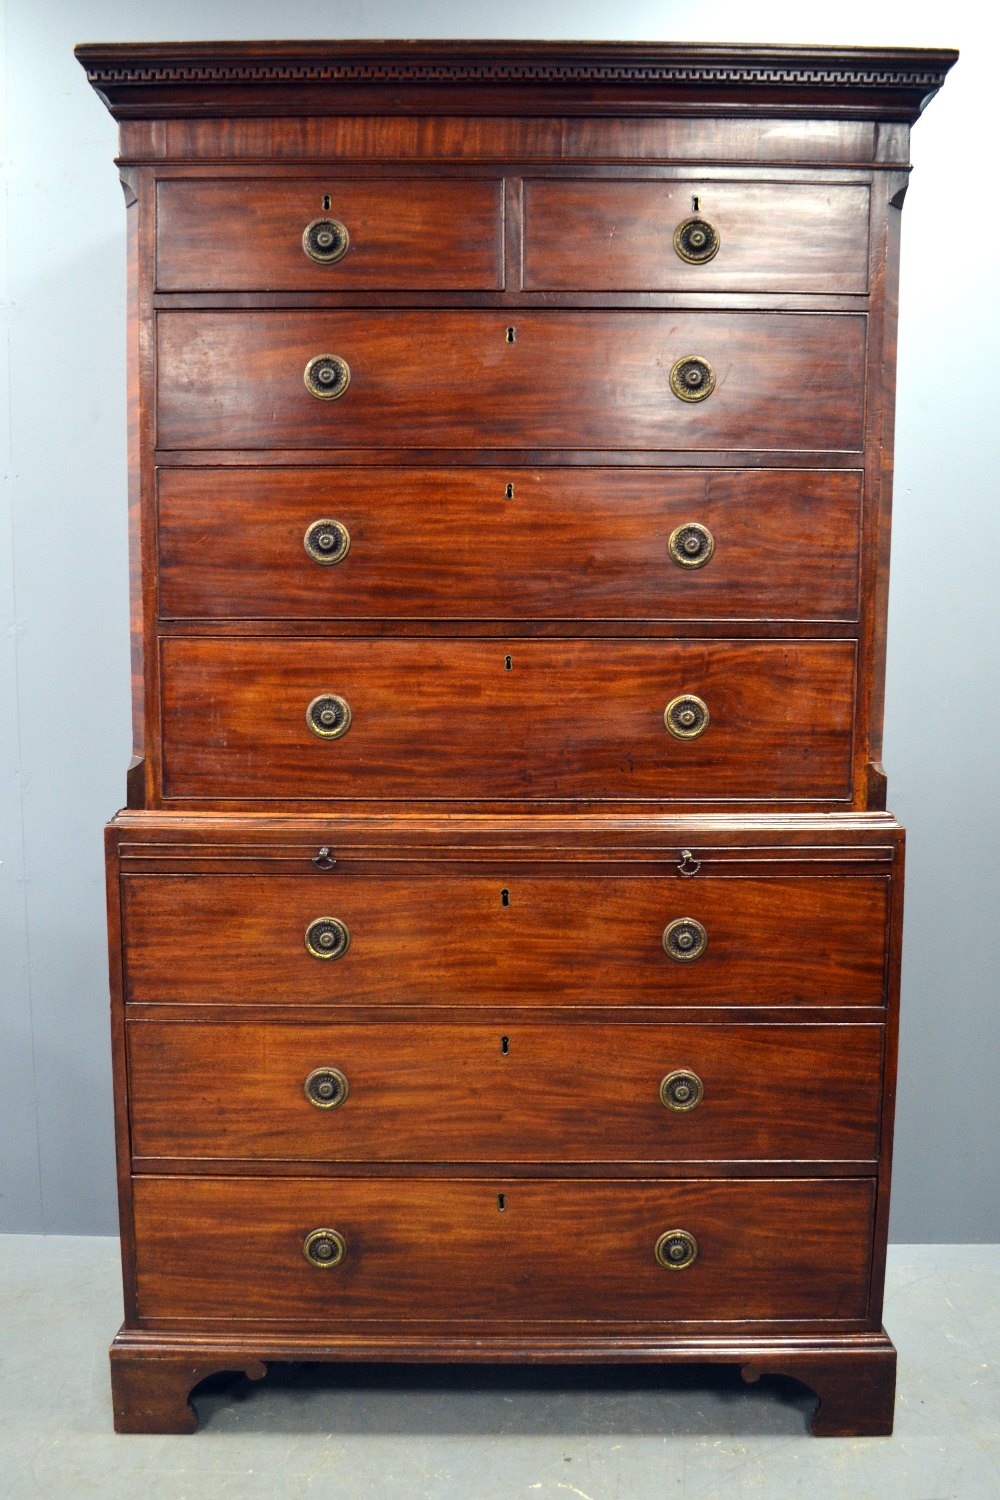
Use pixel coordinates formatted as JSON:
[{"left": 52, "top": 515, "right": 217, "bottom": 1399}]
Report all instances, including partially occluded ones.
[{"left": 75, "top": 40, "right": 957, "bottom": 122}]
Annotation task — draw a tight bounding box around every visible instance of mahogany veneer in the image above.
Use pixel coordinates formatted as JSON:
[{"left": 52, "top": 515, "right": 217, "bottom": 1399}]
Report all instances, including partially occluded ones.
[{"left": 81, "top": 39, "right": 954, "bottom": 1437}]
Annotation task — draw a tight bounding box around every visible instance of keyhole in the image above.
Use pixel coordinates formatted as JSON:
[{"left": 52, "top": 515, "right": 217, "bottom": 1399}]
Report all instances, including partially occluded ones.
[
  {"left": 504, "top": 655, "right": 513, "bottom": 671},
  {"left": 322, "top": 194, "right": 331, "bottom": 211},
  {"left": 505, "top": 482, "right": 514, "bottom": 500},
  {"left": 505, "top": 325, "right": 516, "bottom": 343},
  {"left": 692, "top": 195, "right": 700, "bottom": 212},
  {"left": 497, "top": 1193, "right": 507, "bottom": 1211},
  {"left": 500, "top": 889, "right": 510, "bottom": 907},
  {"left": 500, "top": 1035, "right": 510, "bottom": 1054}
]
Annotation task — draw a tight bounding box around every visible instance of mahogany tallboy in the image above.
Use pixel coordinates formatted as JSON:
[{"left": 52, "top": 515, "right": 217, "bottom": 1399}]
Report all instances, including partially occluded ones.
[{"left": 78, "top": 40, "right": 955, "bottom": 1435}]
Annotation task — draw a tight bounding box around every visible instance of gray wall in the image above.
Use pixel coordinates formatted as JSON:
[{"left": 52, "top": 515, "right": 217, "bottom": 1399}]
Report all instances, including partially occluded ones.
[{"left": 2, "top": 0, "right": 997, "bottom": 1240}]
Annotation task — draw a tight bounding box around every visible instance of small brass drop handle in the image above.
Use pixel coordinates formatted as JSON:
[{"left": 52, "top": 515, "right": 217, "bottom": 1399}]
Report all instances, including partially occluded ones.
[
  {"left": 304, "top": 916, "right": 351, "bottom": 960},
  {"left": 304, "top": 354, "right": 351, "bottom": 401},
  {"left": 306, "top": 693, "right": 352, "bottom": 740},
  {"left": 673, "top": 215, "right": 720, "bottom": 264},
  {"left": 302, "top": 217, "right": 350, "bottom": 264},
  {"left": 669, "top": 356, "right": 716, "bottom": 404},
  {"left": 303, "top": 1228, "right": 347, "bottom": 1268},
  {"left": 660, "top": 1069, "right": 704, "bottom": 1111},
  {"left": 304, "top": 1066, "right": 349, "bottom": 1109},
  {"left": 304, "top": 519, "right": 350, "bottom": 566},
  {"left": 668, "top": 523, "right": 715, "bottom": 570},
  {"left": 663, "top": 917, "right": 708, "bottom": 963},
  {"left": 664, "top": 694, "right": 709, "bottom": 740},
  {"left": 654, "top": 1229, "right": 698, "bottom": 1270}
]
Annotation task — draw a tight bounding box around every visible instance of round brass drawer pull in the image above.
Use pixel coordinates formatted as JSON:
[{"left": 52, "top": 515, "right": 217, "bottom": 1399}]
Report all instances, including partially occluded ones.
[
  {"left": 304, "top": 518, "right": 351, "bottom": 566},
  {"left": 303, "top": 1228, "right": 347, "bottom": 1268},
  {"left": 304, "top": 916, "right": 351, "bottom": 961},
  {"left": 304, "top": 1066, "right": 349, "bottom": 1109},
  {"left": 304, "top": 353, "right": 351, "bottom": 401},
  {"left": 664, "top": 694, "right": 709, "bottom": 740},
  {"left": 660, "top": 1069, "right": 704, "bottom": 1111},
  {"left": 302, "top": 216, "right": 350, "bottom": 265},
  {"left": 663, "top": 917, "right": 708, "bottom": 963},
  {"left": 673, "top": 216, "right": 720, "bottom": 264},
  {"left": 668, "top": 522, "right": 715, "bottom": 570},
  {"left": 306, "top": 693, "right": 352, "bottom": 740},
  {"left": 655, "top": 1228, "right": 698, "bottom": 1270},
  {"left": 669, "top": 356, "right": 715, "bottom": 403}
]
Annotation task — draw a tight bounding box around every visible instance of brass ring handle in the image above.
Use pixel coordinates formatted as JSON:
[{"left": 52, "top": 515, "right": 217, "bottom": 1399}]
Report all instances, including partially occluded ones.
[
  {"left": 654, "top": 1229, "right": 698, "bottom": 1270},
  {"left": 303, "top": 1228, "right": 347, "bottom": 1268},
  {"left": 663, "top": 917, "right": 708, "bottom": 963},
  {"left": 673, "top": 216, "right": 720, "bottom": 264},
  {"left": 302, "top": 217, "right": 350, "bottom": 265},
  {"left": 306, "top": 693, "right": 352, "bottom": 740},
  {"left": 304, "top": 1066, "right": 349, "bottom": 1109},
  {"left": 304, "top": 354, "right": 351, "bottom": 401},
  {"left": 669, "top": 356, "right": 715, "bottom": 403},
  {"left": 660, "top": 1069, "right": 704, "bottom": 1111},
  {"left": 304, "top": 519, "right": 351, "bottom": 566},
  {"left": 304, "top": 916, "right": 351, "bottom": 961},
  {"left": 664, "top": 694, "right": 709, "bottom": 740},
  {"left": 668, "top": 522, "right": 715, "bottom": 570}
]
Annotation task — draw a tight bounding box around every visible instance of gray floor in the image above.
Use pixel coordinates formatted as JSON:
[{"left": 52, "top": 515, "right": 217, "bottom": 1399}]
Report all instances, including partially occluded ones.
[{"left": 1, "top": 1238, "right": 998, "bottom": 1499}]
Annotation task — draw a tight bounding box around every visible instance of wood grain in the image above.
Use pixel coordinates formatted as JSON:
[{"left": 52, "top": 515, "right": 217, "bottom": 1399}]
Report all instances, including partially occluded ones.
[
  {"left": 155, "top": 311, "right": 867, "bottom": 453},
  {"left": 121, "top": 870, "right": 889, "bottom": 1008},
  {"left": 131, "top": 1174, "right": 876, "bottom": 1325},
  {"left": 156, "top": 466, "right": 862, "bottom": 624}
]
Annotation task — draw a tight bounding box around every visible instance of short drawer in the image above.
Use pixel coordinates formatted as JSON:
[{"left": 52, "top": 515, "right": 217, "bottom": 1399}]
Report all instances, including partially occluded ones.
[
  {"left": 522, "top": 179, "right": 870, "bottom": 293},
  {"left": 156, "top": 466, "right": 863, "bottom": 623},
  {"left": 155, "top": 310, "right": 867, "bottom": 453},
  {"left": 121, "top": 871, "right": 889, "bottom": 1008},
  {"left": 127, "top": 1021, "right": 883, "bottom": 1164},
  {"left": 156, "top": 177, "right": 504, "bottom": 290},
  {"left": 131, "top": 1175, "right": 876, "bottom": 1326},
  {"left": 158, "top": 637, "right": 857, "bottom": 803}
]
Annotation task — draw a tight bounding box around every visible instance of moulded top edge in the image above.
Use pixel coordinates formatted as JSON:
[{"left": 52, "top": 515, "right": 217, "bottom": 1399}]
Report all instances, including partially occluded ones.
[{"left": 74, "top": 40, "right": 957, "bottom": 125}]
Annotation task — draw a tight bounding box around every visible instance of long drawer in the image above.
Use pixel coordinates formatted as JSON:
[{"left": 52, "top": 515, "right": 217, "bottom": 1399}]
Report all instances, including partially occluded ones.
[
  {"left": 131, "top": 1175, "right": 876, "bottom": 1326},
  {"left": 121, "top": 870, "right": 889, "bottom": 1008},
  {"left": 156, "top": 466, "right": 863, "bottom": 623},
  {"left": 158, "top": 637, "right": 857, "bottom": 802},
  {"left": 156, "top": 177, "right": 504, "bottom": 291},
  {"left": 155, "top": 311, "right": 867, "bottom": 452},
  {"left": 521, "top": 178, "right": 870, "bottom": 293},
  {"left": 127, "top": 1020, "right": 883, "bottom": 1163}
]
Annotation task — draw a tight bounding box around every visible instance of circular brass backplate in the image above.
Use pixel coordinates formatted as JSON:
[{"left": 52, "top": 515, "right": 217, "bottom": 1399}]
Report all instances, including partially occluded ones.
[
  {"left": 659, "top": 1069, "right": 705, "bottom": 1111},
  {"left": 304, "top": 1066, "right": 350, "bottom": 1109},
  {"left": 673, "top": 216, "right": 720, "bottom": 264},
  {"left": 669, "top": 356, "right": 716, "bottom": 403},
  {"left": 303, "top": 1228, "right": 347, "bottom": 1268},
  {"left": 306, "top": 693, "right": 352, "bottom": 740},
  {"left": 302, "top": 217, "right": 350, "bottom": 265},
  {"left": 304, "top": 354, "right": 351, "bottom": 401},
  {"left": 654, "top": 1228, "right": 698, "bottom": 1270},
  {"left": 668, "top": 522, "right": 715, "bottom": 570},
  {"left": 304, "top": 916, "right": 351, "bottom": 961},
  {"left": 304, "top": 518, "right": 351, "bottom": 566},
  {"left": 664, "top": 694, "right": 710, "bottom": 740},
  {"left": 662, "top": 917, "right": 708, "bottom": 963}
]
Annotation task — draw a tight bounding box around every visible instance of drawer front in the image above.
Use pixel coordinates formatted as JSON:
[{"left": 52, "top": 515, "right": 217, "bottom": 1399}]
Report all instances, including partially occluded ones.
[
  {"left": 121, "top": 872, "right": 889, "bottom": 1008},
  {"left": 127, "top": 1021, "right": 883, "bottom": 1163},
  {"left": 157, "top": 467, "right": 862, "bottom": 623},
  {"left": 132, "top": 1175, "right": 876, "bottom": 1325},
  {"left": 156, "top": 177, "right": 504, "bottom": 291},
  {"left": 159, "top": 638, "right": 857, "bottom": 802},
  {"left": 522, "top": 179, "right": 870, "bottom": 293},
  {"left": 155, "top": 311, "right": 867, "bottom": 453}
]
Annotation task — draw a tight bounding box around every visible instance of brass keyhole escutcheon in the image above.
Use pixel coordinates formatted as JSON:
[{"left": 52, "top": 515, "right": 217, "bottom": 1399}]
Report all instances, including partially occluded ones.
[
  {"left": 662, "top": 917, "right": 708, "bottom": 963},
  {"left": 664, "top": 694, "right": 709, "bottom": 740},
  {"left": 304, "top": 1066, "right": 349, "bottom": 1109},
  {"left": 306, "top": 693, "right": 352, "bottom": 740},
  {"left": 669, "top": 356, "right": 716, "bottom": 404},
  {"left": 673, "top": 215, "right": 720, "bottom": 264},
  {"left": 660, "top": 1069, "right": 704, "bottom": 1111},
  {"left": 303, "top": 1228, "right": 347, "bottom": 1268},
  {"left": 304, "top": 519, "right": 351, "bottom": 566},
  {"left": 302, "top": 216, "right": 350, "bottom": 264},
  {"left": 304, "top": 916, "right": 351, "bottom": 961},
  {"left": 304, "top": 354, "right": 351, "bottom": 401},
  {"left": 668, "top": 522, "right": 715, "bottom": 570},
  {"left": 654, "top": 1229, "right": 698, "bottom": 1270}
]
